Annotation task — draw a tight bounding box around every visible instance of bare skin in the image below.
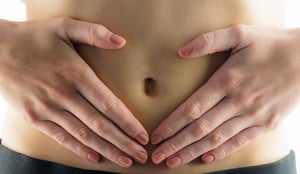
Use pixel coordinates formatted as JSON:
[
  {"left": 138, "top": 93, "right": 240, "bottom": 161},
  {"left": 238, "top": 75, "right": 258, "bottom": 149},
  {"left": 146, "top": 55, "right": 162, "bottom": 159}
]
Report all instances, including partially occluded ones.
[
  {"left": 0, "top": 17, "right": 148, "bottom": 167},
  {"left": 0, "top": 0, "right": 295, "bottom": 173},
  {"left": 152, "top": 25, "right": 300, "bottom": 168}
]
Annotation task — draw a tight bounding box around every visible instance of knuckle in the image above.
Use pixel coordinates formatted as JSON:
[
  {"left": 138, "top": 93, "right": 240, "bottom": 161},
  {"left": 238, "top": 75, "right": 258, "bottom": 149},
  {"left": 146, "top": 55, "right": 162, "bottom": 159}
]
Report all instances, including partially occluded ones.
[
  {"left": 55, "top": 17, "right": 71, "bottom": 28},
  {"left": 23, "top": 108, "right": 38, "bottom": 124},
  {"left": 74, "top": 127, "right": 90, "bottom": 140},
  {"left": 233, "top": 94, "right": 251, "bottom": 108},
  {"left": 247, "top": 105, "right": 265, "bottom": 121},
  {"left": 122, "top": 141, "right": 137, "bottom": 154},
  {"left": 56, "top": 65, "right": 85, "bottom": 84},
  {"left": 217, "top": 147, "right": 227, "bottom": 160},
  {"left": 233, "top": 89, "right": 262, "bottom": 108},
  {"left": 202, "top": 32, "right": 216, "bottom": 54},
  {"left": 184, "top": 103, "right": 203, "bottom": 122},
  {"left": 48, "top": 85, "right": 74, "bottom": 102},
  {"left": 265, "top": 113, "right": 280, "bottom": 130},
  {"left": 88, "top": 25, "right": 98, "bottom": 46},
  {"left": 99, "top": 99, "right": 115, "bottom": 115},
  {"left": 22, "top": 98, "right": 54, "bottom": 125},
  {"left": 209, "top": 131, "right": 227, "bottom": 146},
  {"left": 192, "top": 119, "right": 211, "bottom": 138},
  {"left": 89, "top": 24, "right": 109, "bottom": 42},
  {"left": 90, "top": 118, "right": 107, "bottom": 134},
  {"left": 231, "top": 24, "right": 248, "bottom": 41},
  {"left": 102, "top": 144, "right": 119, "bottom": 159},
  {"left": 165, "top": 126, "right": 177, "bottom": 137},
  {"left": 123, "top": 121, "right": 137, "bottom": 135},
  {"left": 185, "top": 149, "right": 197, "bottom": 159},
  {"left": 221, "top": 69, "right": 242, "bottom": 91},
  {"left": 74, "top": 144, "right": 87, "bottom": 158},
  {"left": 234, "top": 135, "right": 248, "bottom": 147},
  {"left": 53, "top": 132, "right": 68, "bottom": 145},
  {"left": 165, "top": 141, "right": 180, "bottom": 153}
]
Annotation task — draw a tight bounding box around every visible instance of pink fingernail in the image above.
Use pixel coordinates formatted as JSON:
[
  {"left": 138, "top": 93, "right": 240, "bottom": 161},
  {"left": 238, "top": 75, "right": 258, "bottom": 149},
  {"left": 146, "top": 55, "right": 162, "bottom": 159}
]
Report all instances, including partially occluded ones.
[
  {"left": 179, "top": 45, "right": 194, "bottom": 57},
  {"left": 134, "top": 151, "right": 148, "bottom": 164},
  {"left": 136, "top": 133, "right": 149, "bottom": 145},
  {"left": 118, "top": 155, "right": 133, "bottom": 168},
  {"left": 110, "top": 34, "right": 125, "bottom": 45},
  {"left": 202, "top": 154, "right": 215, "bottom": 164},
  {"left": 167, "top": 156, "right": 182, "bottom": 168},
  {"left": 152, "top": 152, "right": 166, "bottom": 164},
  {"left": 87, "top": 152, "right": 100, "bottom": 162},
  {"left": 151, "top": 135, "right": 163, "bottom": 145}
]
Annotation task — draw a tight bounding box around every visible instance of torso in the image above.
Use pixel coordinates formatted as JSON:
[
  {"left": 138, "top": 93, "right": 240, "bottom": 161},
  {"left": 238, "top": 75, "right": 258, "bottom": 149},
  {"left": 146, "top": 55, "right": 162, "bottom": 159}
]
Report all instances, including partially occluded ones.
[{"left": 1, "top": 0, "right": 290, "bottom": 173}]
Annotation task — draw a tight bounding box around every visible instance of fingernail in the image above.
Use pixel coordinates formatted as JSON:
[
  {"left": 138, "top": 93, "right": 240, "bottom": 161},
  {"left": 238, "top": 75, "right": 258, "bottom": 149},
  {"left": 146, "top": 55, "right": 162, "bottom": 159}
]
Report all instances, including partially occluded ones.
[
  {"left": 136, "top": 133, "right": 149, "bottom": 145},
  {"left": 202, "top": 154, "right": 215, "bottom": 164},
  {"left": 179, "top": 45, "right": 194, "bottom": 57},
  {"left": 151, "top": 135, "right": 163, "bottom": 145},
  {"left": 152, "top": 152, "right": 166, "bottom": 164},
  {"left": 167, "top": 156, "right": 182, "bottom": 168},
  {"left": 110, "top": 33, "right": 125, "bottom": 45},
  {"left": 87, "top": 152, "right": 100, "bottom": 162},
  {"left": 135, "top": 151, "right": 148, "bottom": 164},
  {"left": 118, "top": 155, "right": 133, "bottom": 168}
]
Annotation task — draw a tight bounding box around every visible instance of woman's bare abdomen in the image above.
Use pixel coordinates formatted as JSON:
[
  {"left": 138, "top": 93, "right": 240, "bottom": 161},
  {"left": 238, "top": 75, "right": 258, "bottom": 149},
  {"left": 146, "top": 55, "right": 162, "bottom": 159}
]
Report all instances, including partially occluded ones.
[{"left": 1, "top": 0, "right": 290, "bottom": 173}]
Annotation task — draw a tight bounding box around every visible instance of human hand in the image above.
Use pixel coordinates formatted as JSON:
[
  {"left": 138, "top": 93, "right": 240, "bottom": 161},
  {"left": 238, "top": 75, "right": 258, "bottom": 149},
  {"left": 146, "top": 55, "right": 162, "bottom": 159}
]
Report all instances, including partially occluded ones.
[
  {"left": 0, "top": 18, "right": 148, "bottom": 168},
  {"left": 151, "top": 25, "right": 300, "bottom": 168}
]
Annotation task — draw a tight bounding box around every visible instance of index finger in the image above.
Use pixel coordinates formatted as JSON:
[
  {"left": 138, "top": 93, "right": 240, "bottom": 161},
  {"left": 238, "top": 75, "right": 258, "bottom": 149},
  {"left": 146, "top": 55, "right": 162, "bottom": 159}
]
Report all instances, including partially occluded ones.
[
  {"left": 76, "top": 69, "right": 149, "bottom": 145},
  {"left": 151, "top": 76, "right": 225, "bottom": 145},
  {"left": 178, "top": 24, "right": 254, "bottom": 58}
]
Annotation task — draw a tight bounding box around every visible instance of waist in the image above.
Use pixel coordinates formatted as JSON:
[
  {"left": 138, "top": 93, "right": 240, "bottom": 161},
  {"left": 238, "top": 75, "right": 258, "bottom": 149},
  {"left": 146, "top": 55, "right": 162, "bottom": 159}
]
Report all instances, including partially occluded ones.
[
  {"left": 1, "top": 107, "right": 291, "bottom": 174},
  {"left": 0, "top": 144, "right": 297, "bottom": 174},
  {"left": 5, "top": 1, "right": 289, "bottom": 172}
]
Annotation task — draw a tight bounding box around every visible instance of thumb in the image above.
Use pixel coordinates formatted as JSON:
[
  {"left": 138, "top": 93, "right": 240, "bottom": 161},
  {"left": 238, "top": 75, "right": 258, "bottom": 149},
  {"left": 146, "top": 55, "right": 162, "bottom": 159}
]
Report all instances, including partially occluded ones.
[
  {"left": 55, "top": 17, "right": 126, "bottom": 49},
  {"left": 178, "top": 24, "right": 253, "bottom": 58}
]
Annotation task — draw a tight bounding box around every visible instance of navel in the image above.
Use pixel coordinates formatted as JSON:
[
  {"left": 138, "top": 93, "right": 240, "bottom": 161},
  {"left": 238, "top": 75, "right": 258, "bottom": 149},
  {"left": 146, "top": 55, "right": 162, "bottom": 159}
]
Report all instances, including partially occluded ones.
[{"left": 144, "top": 77, "right": 156, "bottom": 96}]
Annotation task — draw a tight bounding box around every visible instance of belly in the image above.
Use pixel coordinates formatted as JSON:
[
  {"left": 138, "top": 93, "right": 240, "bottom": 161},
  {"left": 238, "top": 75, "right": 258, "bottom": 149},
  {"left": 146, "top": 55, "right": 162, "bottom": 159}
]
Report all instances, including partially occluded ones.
[
  {"left": 1, "top": 0, "right": 290, "bottom": 174},
  {"left": 25, "top": 0, "right": 286, "bottom": 132},
  {"left": 76, "top": 40, "right": 228, "bottom": 132}
]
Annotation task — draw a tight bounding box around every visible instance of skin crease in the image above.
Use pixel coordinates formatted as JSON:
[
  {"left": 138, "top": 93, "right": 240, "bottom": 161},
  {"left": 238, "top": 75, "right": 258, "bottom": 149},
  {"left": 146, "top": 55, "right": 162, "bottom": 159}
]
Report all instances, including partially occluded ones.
[
  {"left": 0, "top": 0, "right": 297, "bottom": 174},
  {"left": 152, "top": 25, "right": 300, "bottom": 168},
  {"left": 0, "top": 18, "right": 149, "bottom": 168}
]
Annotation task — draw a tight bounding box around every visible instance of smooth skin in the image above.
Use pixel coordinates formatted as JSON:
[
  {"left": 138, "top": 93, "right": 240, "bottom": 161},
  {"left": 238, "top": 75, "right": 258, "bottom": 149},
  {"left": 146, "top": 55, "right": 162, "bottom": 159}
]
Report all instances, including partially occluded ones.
[
  {"left": 0, "top": 18, "right": 149, "bottom": 168},
  {"left": 152, "top": 25, "right": 300, "bottom": 168},
  {"left": 0, "top": 1, "right": 297, "bottom": 172}
]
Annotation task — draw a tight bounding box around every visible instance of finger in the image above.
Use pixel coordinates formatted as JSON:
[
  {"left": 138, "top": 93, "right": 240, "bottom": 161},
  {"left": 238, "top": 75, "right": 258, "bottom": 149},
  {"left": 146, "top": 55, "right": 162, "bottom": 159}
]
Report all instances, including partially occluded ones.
[
  {"left": 152, "top": 99, "right": 238, "bottom": 164},
  {"left": 59, "top": 92, "right": 148, "bottom": 164},
  {"left": 167, "top": 123, "right": 257, "bottom": 168},
  {"left": 55, "top": 17, "right": 126, "bottom": 49},
  {"left": 33, "top": 120, "right": 101, "bottom": 163},
  {"left": 178, "top": 24, "right": 254, "bottom": 58},
  {"left": 201, "top": 126, "right": 265, "bottom": 164},
  {"left": 50, "top": 110, "right": 139, "bottom": 167},
  {"left": 165, "top": 116, "right": 254, "bottom": 168},
  {"left": 75, "top": 70, "right": 149, "bottom": 146},
  {"left": 151, "top": 77, "right": 225, "bottom": 145}
]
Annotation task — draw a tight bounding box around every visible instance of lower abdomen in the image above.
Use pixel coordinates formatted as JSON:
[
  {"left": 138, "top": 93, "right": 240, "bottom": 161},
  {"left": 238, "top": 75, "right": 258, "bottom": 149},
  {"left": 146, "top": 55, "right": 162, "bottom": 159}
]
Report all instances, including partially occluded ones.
[{"left": 1, "top": 0, "right": 290, "bottom": 173}]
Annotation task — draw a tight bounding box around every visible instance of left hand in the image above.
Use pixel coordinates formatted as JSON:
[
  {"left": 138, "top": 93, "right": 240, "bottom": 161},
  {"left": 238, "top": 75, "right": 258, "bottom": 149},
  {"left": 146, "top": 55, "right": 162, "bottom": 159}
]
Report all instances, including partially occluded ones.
[{"left": 150, "top": 25, "right": 300, "bottom": 168}]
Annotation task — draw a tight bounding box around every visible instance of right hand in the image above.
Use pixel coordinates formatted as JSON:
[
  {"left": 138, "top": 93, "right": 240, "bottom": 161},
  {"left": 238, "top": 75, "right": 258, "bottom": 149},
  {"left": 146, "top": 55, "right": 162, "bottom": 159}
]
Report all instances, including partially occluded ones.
[{"left": 0, "top": 17, "right": 148, "bottom": 168}]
